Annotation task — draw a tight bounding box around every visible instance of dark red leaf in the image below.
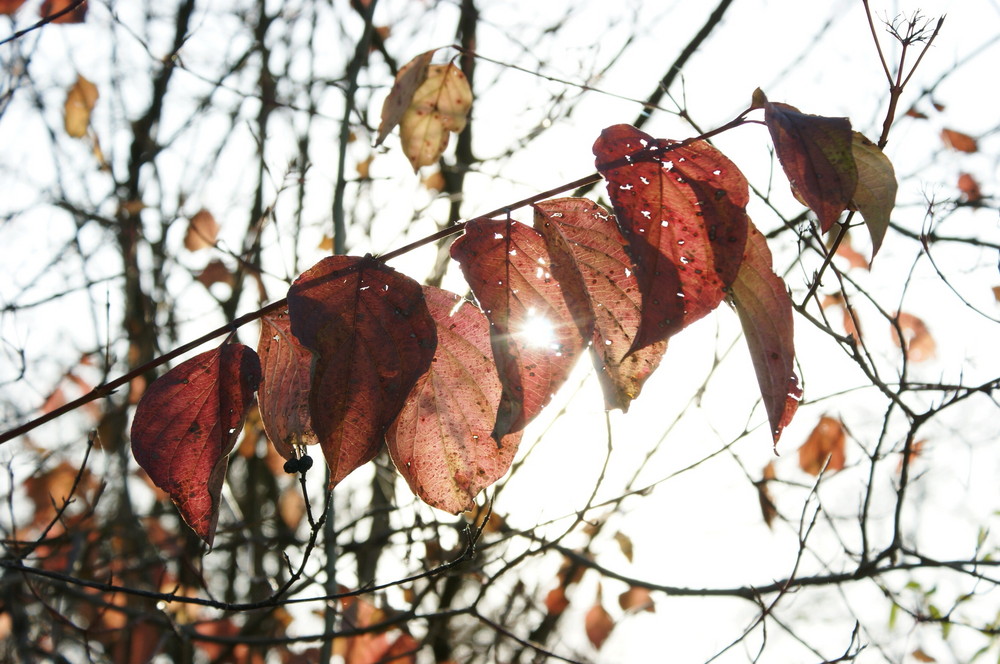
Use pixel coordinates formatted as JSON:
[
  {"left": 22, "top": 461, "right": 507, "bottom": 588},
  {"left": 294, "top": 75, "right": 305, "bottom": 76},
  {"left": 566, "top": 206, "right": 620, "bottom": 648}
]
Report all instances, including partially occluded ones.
[
  {"left": 763, "top": 97, "right": 856, "bottom": 232},
  {"left": 287, "top": 255, "right": 436, "bottom": 487},
  {"left": 257, "top": 309, "right": 317, "bottom": 460},
  {"left": 593, "top": 124, "right": 749, "bottom": 351},
  {"left": 450, "top": 219, "right": 585, "bottom": 440},
  {"left": 130, "top": 342, "right": 261, "bottom": 545},
  {"left": 533, "top": 198, "right": 666, "bottom": 411},
  {"left": 730, "top": 221, "right": 801, "bottom": 445},
  {"left": 386, "top": 286, "right": 522, "bottom": 514}
]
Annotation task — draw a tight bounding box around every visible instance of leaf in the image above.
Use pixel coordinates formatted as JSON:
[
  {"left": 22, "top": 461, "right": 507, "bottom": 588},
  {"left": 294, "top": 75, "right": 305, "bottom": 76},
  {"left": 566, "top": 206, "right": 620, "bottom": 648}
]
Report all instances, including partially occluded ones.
[
  {"left": 533, "top": 198, "right": 666, "bottom": 411},
  {"left": 184, "top": 209, "right": 219, "bottom": 251},
  {"left": 593, "top": 124, "right": 749, "bottom": 351},
  {"left": 618, "top": 586, "right": 655, "bottom": 613},
  {"left": 891, "top": 312, "right": 936, "bottom": 362},
  {"left": 957, "top": 172, "right": 982, "bottom": 203},
  {"left": 287, "top": 255, "right": 437, "bottom": 487},
  {"left": 64, "top": 75, "right": 98, "bottom": 138},
  {"left": 375, "top": 49, "right": 435, "bottom": 147},
  {"left": 338, "top": 594, "right": 418, "bottom": 664},
  {"left": 730, "top": 221, "right": 801, "bottom": 445},
  {"left": 756, "top": 461, "right": 777, "bottom": 528},
  {"left": 130, "top": 342, "right": 262, "bottom": 544},
  {"left": 0, "top": 0, "right": 27, "bottom": 15},
  {"left": 835, "top": 233, "right": 870, "bottom": 271},
  {"left": 585, "top": 595, "right": 615, "bottom": 650},
  {"left": 941, "top": 128, "right": 977, "bottom": 153},
  {"left": 257, "top": 309, "right": 318, "bottom": 460},
  {"left": 386, "top": 286, "right": 522, "bottom": 514},
  {"left": 761, "top": 92, "right": 856, "bottom": 232},
  {"left": 798, "top": 415, "right": 846, "bottom": 475},
  {"left": 40, "top": 0, "right": 87, "bottom": 23},
  {"left": 545, "top": 587, "right": 570, "bottom": 616},
  {"left": 850, "top": 132, "right": 897, "bottom": 258},
  {"left": 450, "top": 219, "right": 585, "bottom": 440},
  {"left": 195, "top": 259, "right": 236, "bottom": 290},
  {"left": 613, "top": 531, "right": 633, "bottom": 562},
  {"left": 399, "top": 63, "right": 473, "bottom": 171}
]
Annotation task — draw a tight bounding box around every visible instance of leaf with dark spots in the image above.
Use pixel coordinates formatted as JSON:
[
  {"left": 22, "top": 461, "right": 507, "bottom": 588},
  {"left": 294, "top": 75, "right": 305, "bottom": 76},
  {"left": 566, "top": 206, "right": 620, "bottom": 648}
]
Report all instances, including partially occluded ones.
[
  {"left": 131, "top": 342, "right": 261, "bottom": 545},
  {"left": 761, "top": 93, "right": 856, "bottom": 232},
  {"left": 257, "top": 309, "right": 317, "bottom": 460},
  {"left": 730, "top": 221, "right": 801, "bottom": 445},
  {"left": 386, "top": 286, "right": 521, "bottom": 514},
  {"left": 593, "top": 124, "right": 749, "bottom": 351},
  {"left": 450, "top": 219, "right": 584, "bottom": 440},
  {"left": 287, "top": 255, "right": 437, "bottom": 487},
  {"left": 533, "top": 197, "right": 666, "bottom": 411}
]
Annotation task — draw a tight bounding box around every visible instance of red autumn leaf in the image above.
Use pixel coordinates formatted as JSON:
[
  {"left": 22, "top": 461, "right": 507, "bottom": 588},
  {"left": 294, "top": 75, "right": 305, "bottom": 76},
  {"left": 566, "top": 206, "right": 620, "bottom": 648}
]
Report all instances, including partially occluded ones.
[
  {"left": 761, "top": 93, "right": 856, "bottom": 232},
  {"left": 545, "top": 586, "right": 570, "bottom": 616},
  {"left": 798, "top": 415, "right": 846, "bottom": 475},
  {"left": 40, "top": 0, "right": 86, "bottom": 23},
  {"left": 386, "top": 286, "right": 521, "bottom": 514},
  {"left": 257, "top": 309, "right": 318, "bottom": 460},
  {"left": 585, "top": 597, "right": 615, "bottom": 650},
  {"left": 891, "top": 312, "right": 936, "bottom": 362},
  {"left": 941, "top": 128, "right": 978, "bottom": 153},
  {"left": 130, "top": 342, "right": 262, "bottom": 545},
  {"left": 730, "top": 221, "right": 801, "bottom": 445},
  {"left": 533, "top": 198, "right": 666, "bottom": 411},
  {"left": 618, "top": 586, "right": 655, "bottom": 613},
  {"left": 450, "top": 218, "right": 585, "bottom": 440},
  {"left": 593, "top": 124, "right": 749, "bottom": 351},
  {"left": 376, "top": 49, "right": 436, "bottom": 147},
  {"left": 957, "top": 172, "right": 982, "bottom": 203},
  {"left": 287, "top": 255, "right": 436, "bottom": 487},
  {"left": 339, "top": 594, "right": 418, "bottom": 664},
  {"left": 0, "top": 0, "right": 27, "bottom": 15}
]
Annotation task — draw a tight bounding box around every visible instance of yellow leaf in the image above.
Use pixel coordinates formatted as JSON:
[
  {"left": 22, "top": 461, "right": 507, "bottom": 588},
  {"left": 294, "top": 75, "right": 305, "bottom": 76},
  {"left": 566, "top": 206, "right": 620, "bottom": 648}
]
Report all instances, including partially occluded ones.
[
  {"left": 400, "top": 63, "right": 472, "bottom": 171},
  {"left": 64, "top": 75, "right": 98, "bottom": 138},
  {"left": 376, "top": 49, "right": 436, "bottom": 147},
  {"left": 849, "top": 132, "right": 896, "bottom": 258}
]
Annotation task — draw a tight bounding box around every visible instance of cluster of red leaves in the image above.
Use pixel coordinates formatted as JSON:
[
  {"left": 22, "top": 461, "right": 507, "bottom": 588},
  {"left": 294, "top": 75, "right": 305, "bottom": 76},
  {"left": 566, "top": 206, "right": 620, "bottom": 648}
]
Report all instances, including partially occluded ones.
[{"left": 130, "top": 70, "right": 899, "bottom": 544}]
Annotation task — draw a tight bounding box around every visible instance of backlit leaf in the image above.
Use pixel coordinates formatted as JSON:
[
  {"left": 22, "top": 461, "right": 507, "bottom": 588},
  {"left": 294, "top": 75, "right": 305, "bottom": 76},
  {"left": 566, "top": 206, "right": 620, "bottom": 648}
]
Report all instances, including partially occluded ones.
[
  {"left": 450, "top": 219, "right": 584, "bottom": 440},
  {"left": 40, "top": 0, "right": 87, "bottom": 23},
  {"left": 184, "top": 209, "right": 219, "bottom": 251},
  {"left": 287, "top": 255, "right": 436, "bottom": 486},
  {"left": 756, "top": 461, "right": 777, "bottom": 528},
  {"left": 399, "top": 63, "right": 472, "bottom": 171},
  {"left": 0, "top": 0, "right": 27, "bottom": 16},
  {"left": 891, "top": 312, "right": 936, "bottom": 362},
  {"left": 761, "top": 92, "right": 856, "bottom": 232},
  {"left": 585, "top": 595, "right": 615, "bottom": 650},
  {"left": 533, "top": 198, "right": 666, "bottom": 411},
  {"left": 130, "top": 342, "right": 262, "bottom": 544},
  {"left": 730, "top": 221, "right": 801, "bottom": 444},
  {"left": 257, "top": 309, "right": 317, "bottom": 460},
  {"left": 941, "top": 128, "right": 977, "bottom": 153},
  {"left": 64, "top": 75, "right": 98, "bottom": 138},
  {"left": 376, "top": 49, "right": 435, "bottom": 147},
  {"left": 957, "top": 172, "right": 982, "bottom": 203},
  {"left": 618, "top": 586, "right": 655, "bottom": 613},
  {"left": 798, "top": 415, "right": 846, "bottom": 475},
  {"left": 386, "top": 286, "right": 522, "bottom": 514},
  {"left": 593, "top": 124, "right": 749, "bottom": 351},
  {"left": 850, "top": 132, "right": 897, "bottom": 257}
]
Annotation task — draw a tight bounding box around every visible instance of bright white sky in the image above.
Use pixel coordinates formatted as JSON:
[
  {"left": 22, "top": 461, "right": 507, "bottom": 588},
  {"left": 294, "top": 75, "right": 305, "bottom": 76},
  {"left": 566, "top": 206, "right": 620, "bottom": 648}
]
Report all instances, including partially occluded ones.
[{"left": 1, "top": 0, "right": 998, "bottom": 662}]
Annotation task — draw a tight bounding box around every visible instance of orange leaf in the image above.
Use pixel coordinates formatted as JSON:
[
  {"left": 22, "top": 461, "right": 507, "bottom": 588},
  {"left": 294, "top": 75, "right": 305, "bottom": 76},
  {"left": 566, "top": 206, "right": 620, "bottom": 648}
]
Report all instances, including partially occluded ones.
[
  {"left": 891, "top": 312, "right": 936, "bottom": 362},
  {"left": 545, "top": 587, "right": 570, "bottom": 616},
  {"left": 798, "top": 416, "right": 846, "bottom": 476},
  {"left": 40, "top": 0, "right": 87, "bottom": 23},
  {"left": 64, "top": 75, "right": 98, "bottom": 138},
  {"left": 957, "top": 172, "right": 982, "bottom": 203},
  {"left": 941, "top": 128, "right": 977, "bottom": 153},
  {"left": 585, "top": 599, "right": 615, "bottom": 650},
  {"left": 756, "top": 461, "right": 778, "bottom": 528},
  {"left": 184, "top": 209, "right": 219, "bottom": 251},
  {"left": 0, "top": 0, "right": 26, "bottom": 15},
  {"left": 618, "top": 586, "right": 655, "bottom": 613},
  {"left": 376, "top": 49, "right": 436, "bottom": 147},
  {"left": 835, "top": 235, "right": 870, "bottom": 270}
]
